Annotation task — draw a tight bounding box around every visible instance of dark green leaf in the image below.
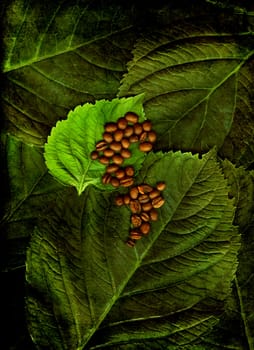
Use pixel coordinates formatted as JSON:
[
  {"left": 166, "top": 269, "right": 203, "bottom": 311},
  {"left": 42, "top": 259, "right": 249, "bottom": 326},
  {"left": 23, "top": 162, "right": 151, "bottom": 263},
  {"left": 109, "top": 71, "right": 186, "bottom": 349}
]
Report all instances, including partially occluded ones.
[
  {"left": 118, "top": 21, "right": 254, "bottom": 153},
  {"left": 44, "top": 94, "right": 145, "bottom": 194},
  {"left": 26, "top": 149, "right": 239, "bottom": 349}
]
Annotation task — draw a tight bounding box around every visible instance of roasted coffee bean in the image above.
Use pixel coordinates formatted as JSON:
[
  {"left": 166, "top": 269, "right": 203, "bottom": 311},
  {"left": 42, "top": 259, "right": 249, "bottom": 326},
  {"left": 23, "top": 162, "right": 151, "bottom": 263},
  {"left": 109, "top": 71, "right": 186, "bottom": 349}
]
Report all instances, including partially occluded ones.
[
  {"left": 103, "top": 148, "right": 114, "bottom": 158},
  {"left": 133, "top": 123, "right": 143, "bottom": 135},
  {"left": 105, "top": 122, "right": 118, "bottom": 133},
  {"left": 125, "top": 166, "right": 135, "bottom": 177},
  {"left": 125, "top": 112, "right": 139, "bottom": 124},
  {"left": 110, "top": 141, "right": 122, "bottom": 152},
  {"left": 140, "top": 222, "right": 151, "bottom": 235},
  {"left": 138, "top": 194, "right": 150, "bottom": 204},
  {"left": 121, "top": 138, "right": 130, "bottom": 149},
  {"left": 102, "top": 173, "right": 112, "bottom": 184},
  {"left": 139, "top": 142, "right": 153, "bottom": 152},
  {"left": 106, "top": 164, "right": 119, "bottom": 174},
  {"left": 142, "top": 120, "right": 152, "bottom": 132},
  {"left": 139, "top": 131, "right": 148, "bottom": 142},
  {"left": 129, "top": 200, "right": 142, "bottom": 214},
  {"left": 124, "top": 126, "right": 134, "bottom": 137},
  {"left": 99, "top": 156, "right": 110, "bottom": 165},
  {"left": 149, "top": 189, "right": 161, "bottom": 199},
  {"left": 156, "top": 181, "right": 166, "bottom": 191},
  {"left": 103, "top": 132, "right": 113, "bottom": 143},
  {"left": 129, "top": 187, "right": 139, "bottom": 199},
  {"left": 115, "top": 195, "right": 124, "bottom": 206},
  {"left": 138, "top": 184, "right": 153, "bottom": 194},
  {"left": 121, "top": 149, "right": 131, "bottom": 159},
  {"left": 142, "top": 202, "right": 153, "bottom": 212},
  {"left": 152, "top": 196, "right": 165, "bottom": 208},
  {"left": 110, "top": 177, "right": 120, "bottom": 187},
  {"left": 141, "top": 212, "right": 150, "bottom": 222},
  {"left": 118, "top": 117, "right": 128, "bottom": 130},
  {"left": 124, "top": 194, "right": 131, "bottom": 205},
  {"left": 131, "top": 214, "right": 142, "bottom": 227},
  {"left": 112, "top": 154, "right": 124, "bottom": 165},
  {"left": 114, "top": 129, "right": 124, "bottom": 142},
  {"left": 90, "top": 150, "right": 99, "bottom": 160},
  {"left": 115, "top": 169, "right": 125, "bottom": 179},
  {"left": 120, "top": 177, "right": 134, "bottom": 187},
  {"left": 129, "top": 135, "right": 139, "bottom": 143},
  {"left": 126, "top": 239, "right": 135, "bottom": 247},
  {"left": 130, "top": 229, "right": 142, "bottom": 240},
  {"left": 148, "top": 130, "right": 157, "bottom": 143},
  {"left": 149, "top": 208, "right": 158, "bottom": 221},
  {"left": 96, "top": 140, "right": 108, "bottom": 151}
]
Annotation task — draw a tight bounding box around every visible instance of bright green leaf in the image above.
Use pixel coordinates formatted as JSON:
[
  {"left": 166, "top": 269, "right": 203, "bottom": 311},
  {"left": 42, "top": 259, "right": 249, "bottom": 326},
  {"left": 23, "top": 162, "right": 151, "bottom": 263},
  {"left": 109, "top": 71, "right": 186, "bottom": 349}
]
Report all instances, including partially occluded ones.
[
  {"left": 44, "top": 95, "right": 146, "bottom": 195},
  {"left": 118, "top": 22, "right": 254, "bottom": 152},
  {"left": 26, "top": 149, "right": 239, "bottom": 350}
]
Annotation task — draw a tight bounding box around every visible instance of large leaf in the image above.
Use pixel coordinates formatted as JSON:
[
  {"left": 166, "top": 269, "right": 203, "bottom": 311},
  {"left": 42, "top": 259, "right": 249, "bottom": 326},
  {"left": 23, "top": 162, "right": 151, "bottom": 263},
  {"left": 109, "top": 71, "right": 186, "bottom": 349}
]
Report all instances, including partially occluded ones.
[
  {"left": 26, "top": 149, "right": 239, "bottom": 349},
  {"left": 118, "top": 20, "right": 254, "bottom": 153},
  {"left": 44, "top": 94, "right": 146, "bottom": 195},
  {"left": 2, "top": 0, "right": 137, "bottom": 146}
]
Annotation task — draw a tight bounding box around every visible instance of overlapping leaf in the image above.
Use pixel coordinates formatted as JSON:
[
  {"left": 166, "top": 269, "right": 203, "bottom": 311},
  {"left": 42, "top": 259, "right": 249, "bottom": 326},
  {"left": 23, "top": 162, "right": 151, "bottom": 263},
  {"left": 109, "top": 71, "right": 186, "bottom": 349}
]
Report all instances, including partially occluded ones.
[
  {"left": 26, "top": 149, "right": 239, "bottom": 350},
  {"left": 44, "top": 94, "right": 146, "bottom": 195},
  {"left": 2, "top": 0, "right": 137, "bottom": 145},
  {"left": 118, "top": 21, "right": 254, "bottom": 153}
]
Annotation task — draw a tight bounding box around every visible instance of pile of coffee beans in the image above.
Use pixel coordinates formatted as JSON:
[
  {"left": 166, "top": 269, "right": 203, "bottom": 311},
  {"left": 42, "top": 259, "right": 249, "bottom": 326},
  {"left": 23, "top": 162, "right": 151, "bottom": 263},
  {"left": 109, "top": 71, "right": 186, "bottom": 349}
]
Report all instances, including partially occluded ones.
[
  {"left": 115, "top": 182, "right": 166, "bottom": 247},
  {"left": 90, "top": 112, "right": 157, "bottom": 188}
]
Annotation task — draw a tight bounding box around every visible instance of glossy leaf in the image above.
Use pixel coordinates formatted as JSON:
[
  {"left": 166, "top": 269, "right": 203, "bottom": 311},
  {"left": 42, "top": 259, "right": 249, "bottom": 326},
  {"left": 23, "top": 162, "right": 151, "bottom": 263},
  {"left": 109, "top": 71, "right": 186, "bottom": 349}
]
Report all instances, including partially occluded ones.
[{"left": 26, "top": 149, "right": 239, "bottom": 349}]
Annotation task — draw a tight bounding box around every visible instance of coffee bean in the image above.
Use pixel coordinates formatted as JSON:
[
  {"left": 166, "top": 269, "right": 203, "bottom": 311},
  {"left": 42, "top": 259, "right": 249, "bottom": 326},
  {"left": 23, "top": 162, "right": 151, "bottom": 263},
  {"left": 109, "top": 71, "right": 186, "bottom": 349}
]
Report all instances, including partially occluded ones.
[
  {"left": 103, "top": 149, "right": 114, "bottom": 158},
  {"left": 139, "top": 131, "right": 148, "bottom": 142},
  {"left": 130, "top": 229, "right": 142, "bottom": 240},
  {"left": 149, "top": 208, "right": 158, "bottom": 221},
  {"left": 125, "top": 166, "right": 135, "bottom": 177},
  {"left": 121, "top": 149, "right": 131, "bottom": 159},
  {"left": 129, "top": 187, "right": 139, "bottom": 199},
  {"left": 156, "top": 181, "right": 166, "bottom": 191},
  {"left": 112, "top": 154, "right": 124, "bottom": 165},
  {"left": 114, "top": 129, "right": 124, "bottom": 142},
  {"left": 140, "top": 222, "right": 150, "bottom": 235},
  {"left": 137, "top": 184, "right": 153, "bottom": 194},
  {"left": 138, "top": 194, "right": 150, "bottom": 204},
  {"left": 110, "top": 142, "right": 122, "bottom": 152},
  {"left": 110, "top": 177, "right": 120, "bottom": 187},
  {"left": 103, "top": 132, "right": 113, "bottom": 143},
  {"left": 118, "top": 117, "right": 128, "bottom": 130},
  {"left": 90, "top": 151, "right": 99, "bottom": 160},
  {"left": 148, "top": 131, "right": 157, "bottom": 143},
  {"left": 126, "top": 239, "right": 135, "bottom": 247},
  {"left": 115, "top": 169, "right": 125, "bottom": 179},
  {"left": 96, "top": 140, "right": 108, "bottom": 151},
  {"left": 142, "top": 120, "right": 152, "bottom": 132},
  {"left": 140, "top": 212, "right": 150, "bottom": 222},
  {"left": 115, "top": 195, "right": 124, "bottom": 206},
  {"left": 124, "top": 126, "right": 134, "bottom": 138},
  {"left": 129, "top": 135, "right": 139, "bottom": 143},
  {"left": 139, "top": 142, "right": 153, "bottom": 152},
  {"left": 149, "top": 189, "right": 160, "bottom": 199},
  {"left": 105, "top": 122, "right": 118, "bottom": 133},
  {"left": 106, "top": 164, "right": 119, "bottom": 174},
  {"left": 124, "top": 194, "right": 131, "bottom": 205},
  {"left": 125, "top": 112, "right": 139, "bottom": 124},
  {"left": 152, "top": 196, "right": 165, "bottom": 208},
  {"left": 129, "top": 200, "right": 141, "bottom": 213},
  {"left": 133, "top": 123, "right": 143, "bottom": 135},
  {"left": 142, "top": 202, "right": 153, "bottom": 212},
  {"left": 121, "top": 138, "right": 130, "bottom": 149},
  {"left": 120, "top": 177, "right": 134, "bottom": 187},
  {"left": 102, "top": 173, "right": 112, "bottom": 184},
  {"left": 99, "top": 156, "right": 110, "bottom": 165},
  {"left": 131, "top": 214, "right": 142, "bottom": 227}
]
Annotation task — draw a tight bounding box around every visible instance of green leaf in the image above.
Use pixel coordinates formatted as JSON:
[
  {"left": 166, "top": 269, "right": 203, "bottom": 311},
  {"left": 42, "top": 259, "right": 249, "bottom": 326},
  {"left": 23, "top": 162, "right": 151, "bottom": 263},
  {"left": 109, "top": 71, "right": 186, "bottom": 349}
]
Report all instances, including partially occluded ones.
[
  {"left": 2, "top": 0, "right": 137, "bottom": 145},
  {"left": 118, "top": 21, "right": 254, "bottom": 152},
  {"left": 44, "top": 94, "right": 146, "bottom": 195},
  {"left": 26, "top": 149, "right": 239, "bottom": 350}
]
